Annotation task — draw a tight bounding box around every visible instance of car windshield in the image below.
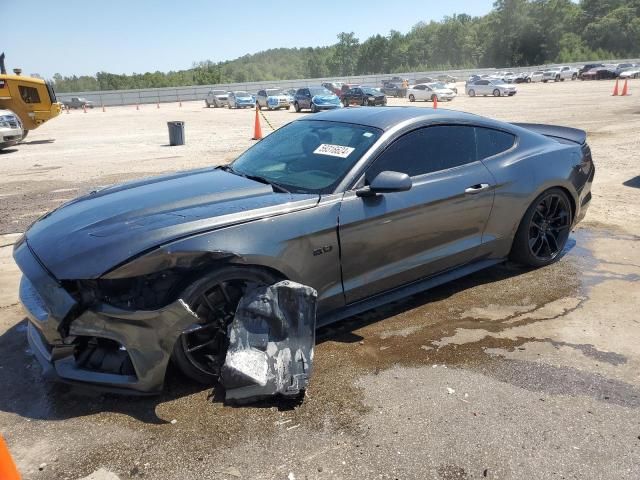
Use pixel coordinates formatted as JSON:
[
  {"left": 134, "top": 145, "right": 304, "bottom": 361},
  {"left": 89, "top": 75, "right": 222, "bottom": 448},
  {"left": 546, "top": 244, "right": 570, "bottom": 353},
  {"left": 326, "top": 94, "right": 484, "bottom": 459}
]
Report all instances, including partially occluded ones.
[
  {"left": 234, "top": 91, "right": 250, "bottom": 96},
  {"left": 309, "top": 87, "right": 333, "bottom": 96},
  {"left": 489, "top": 80, "right": 503, "bottom": 85},
  {"left": 230, "top": 120, "right": 382, "bottom": 194},
  {"left": 212, "top": 90, "right": 226, "bottom": 95},
  {"left": 361, "top": 87, "right": 378, "bottom": 95},
  {"left": 430, "top": 82, "right": 447, "bottom": 89},
  {"left": 266, "top": 89, "right": 283, "bottom": 96}
]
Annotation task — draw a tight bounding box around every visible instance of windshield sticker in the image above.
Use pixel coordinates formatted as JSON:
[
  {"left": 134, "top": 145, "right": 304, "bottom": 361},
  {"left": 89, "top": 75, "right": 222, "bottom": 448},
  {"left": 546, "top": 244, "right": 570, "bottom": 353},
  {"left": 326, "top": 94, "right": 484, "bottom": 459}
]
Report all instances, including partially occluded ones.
[
  {"left": 362, "top": 132, "right": 374, "bottom": 138},
  {"left": 313, "top": 144, "right": 355, "bottom": 158}
]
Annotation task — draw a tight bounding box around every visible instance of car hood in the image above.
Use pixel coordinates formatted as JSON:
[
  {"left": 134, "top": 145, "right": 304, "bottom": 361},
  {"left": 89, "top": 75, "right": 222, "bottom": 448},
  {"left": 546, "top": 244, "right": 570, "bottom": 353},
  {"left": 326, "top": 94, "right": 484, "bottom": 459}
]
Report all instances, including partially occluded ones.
[
  {"left": 236, "top": 96, "right": 253, "bottom": 101},
  {"left": 25, "top": 168, "right": 318, "bottom": 279},
  {"left": 312, "top": 95, "right": 340, "bottom": 103}
]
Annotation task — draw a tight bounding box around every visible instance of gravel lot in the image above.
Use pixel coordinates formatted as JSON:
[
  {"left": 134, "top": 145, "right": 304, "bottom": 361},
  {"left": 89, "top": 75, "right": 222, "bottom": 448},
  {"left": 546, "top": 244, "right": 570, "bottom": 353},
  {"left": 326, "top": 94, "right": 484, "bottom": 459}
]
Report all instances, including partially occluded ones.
[{"left": 1, "top": 79, "right": 639, "bottom": 480}]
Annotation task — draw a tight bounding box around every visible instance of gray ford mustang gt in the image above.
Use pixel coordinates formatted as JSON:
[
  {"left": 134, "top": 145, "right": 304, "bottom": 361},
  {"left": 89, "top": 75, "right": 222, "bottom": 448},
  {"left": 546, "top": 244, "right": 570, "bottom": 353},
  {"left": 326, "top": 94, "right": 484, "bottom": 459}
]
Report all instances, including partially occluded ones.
[{"left": 14, "top": 107, "right": 594, "bottom": 394}]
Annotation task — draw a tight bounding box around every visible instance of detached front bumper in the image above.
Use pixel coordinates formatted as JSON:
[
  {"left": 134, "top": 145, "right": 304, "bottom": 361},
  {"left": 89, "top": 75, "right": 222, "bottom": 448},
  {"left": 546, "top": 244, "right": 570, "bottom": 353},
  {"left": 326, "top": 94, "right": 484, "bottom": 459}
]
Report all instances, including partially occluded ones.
[{"left": 15, "top": 239, "right": 198, "bottom": 394}]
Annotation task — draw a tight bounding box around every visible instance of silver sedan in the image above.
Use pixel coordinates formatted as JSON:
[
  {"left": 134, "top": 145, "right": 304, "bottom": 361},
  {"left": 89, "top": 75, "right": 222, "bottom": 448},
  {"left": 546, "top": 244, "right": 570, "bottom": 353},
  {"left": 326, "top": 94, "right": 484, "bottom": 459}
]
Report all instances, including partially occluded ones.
[{"left": 466, "top": 79, "right": 517, "bottom": 97}]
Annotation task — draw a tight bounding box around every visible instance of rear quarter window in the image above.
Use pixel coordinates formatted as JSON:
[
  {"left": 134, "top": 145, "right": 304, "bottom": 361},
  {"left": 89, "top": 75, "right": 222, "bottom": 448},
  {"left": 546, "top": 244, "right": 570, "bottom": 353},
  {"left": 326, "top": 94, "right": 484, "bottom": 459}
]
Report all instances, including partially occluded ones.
[{"left": 476, "top": 128, "right": 516, "bottom": 160}]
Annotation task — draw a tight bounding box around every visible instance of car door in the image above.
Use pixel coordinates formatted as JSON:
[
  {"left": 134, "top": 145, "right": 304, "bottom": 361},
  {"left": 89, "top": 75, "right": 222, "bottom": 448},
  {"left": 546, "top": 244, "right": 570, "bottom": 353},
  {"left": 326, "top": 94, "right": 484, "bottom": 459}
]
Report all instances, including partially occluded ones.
[
  {"left": 338, "top": 125, "right": 495, "bottom": 304},
  {"left": 302, "top": 88, "right": 312, "bottom": 109},
  {"left": 257, "top": 90, "right": 266, "bottom": 107},
  {"left": 412, "top": 85, "right": 424, "bottom": 100}
]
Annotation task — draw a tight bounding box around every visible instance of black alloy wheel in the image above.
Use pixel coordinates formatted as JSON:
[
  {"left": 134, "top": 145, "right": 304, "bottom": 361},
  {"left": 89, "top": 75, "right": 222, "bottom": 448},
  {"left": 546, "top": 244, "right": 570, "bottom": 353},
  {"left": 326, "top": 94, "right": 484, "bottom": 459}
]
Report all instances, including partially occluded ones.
[{"left": 511, "top": 188, "right": 572, "bottom": 267}]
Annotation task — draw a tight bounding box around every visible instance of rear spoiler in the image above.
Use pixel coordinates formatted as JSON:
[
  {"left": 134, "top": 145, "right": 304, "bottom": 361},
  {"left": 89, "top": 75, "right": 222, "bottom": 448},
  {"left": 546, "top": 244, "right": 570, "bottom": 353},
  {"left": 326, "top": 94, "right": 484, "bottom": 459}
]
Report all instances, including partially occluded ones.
[{"left": 513, "top": 123, "right": 587, "bottom": 145}]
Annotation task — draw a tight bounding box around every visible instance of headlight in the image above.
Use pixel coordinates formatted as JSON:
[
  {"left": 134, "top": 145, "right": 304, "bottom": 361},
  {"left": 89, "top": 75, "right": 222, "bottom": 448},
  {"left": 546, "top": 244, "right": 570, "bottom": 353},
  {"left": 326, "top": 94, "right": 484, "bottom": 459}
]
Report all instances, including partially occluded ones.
[{"left": 368, "top": 96, "right": 375, "bottom": 101}]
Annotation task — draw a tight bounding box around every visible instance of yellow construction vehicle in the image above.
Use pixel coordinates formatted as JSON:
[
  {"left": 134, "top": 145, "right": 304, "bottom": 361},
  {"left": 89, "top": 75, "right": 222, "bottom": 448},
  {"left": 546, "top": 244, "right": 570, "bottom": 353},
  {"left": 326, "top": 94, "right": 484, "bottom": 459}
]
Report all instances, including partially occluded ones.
[{"left": 0, "top": 52, "right": 62, "bottom": 138}]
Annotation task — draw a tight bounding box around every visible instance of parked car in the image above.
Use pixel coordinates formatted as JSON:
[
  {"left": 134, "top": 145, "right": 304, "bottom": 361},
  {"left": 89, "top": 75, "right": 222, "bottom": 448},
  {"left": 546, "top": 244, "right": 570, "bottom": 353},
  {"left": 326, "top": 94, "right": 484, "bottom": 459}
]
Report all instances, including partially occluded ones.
[
  {"left": 256, "top": 88, "right": 290, "bottom": 110},
  {"left": 415, "top": 76, "right": 436, "bottom": 85},
  {"left": 513, "top": 72, "right": 530, "bottom": 83},
  {"left": 205, "top": 90, "right": 229, "bottom": 108},
  {"left": 407, "top": 83, "right": 455, "bottom": 102},
  {"left": 293, "top": 87, "right": 342, "bottom": 112},
  {"left": 578, "top": 63, "right": 604, "bottom": 79},
  {"left": 581, "top": 67, "right": 616, "bottom": 81},
  {"left": 227, "top": 91, "right": 255, "bottom": 109},
  {"left": 381, "top": 80, "right": 406, "bottom": 98},
  {"left": 341, "top": 86, "right": 387, "bottom": 106},
  {"left": 466, "top": 79, "right": 516, "bottom": 97},
  {"left": 62, "top": 97, "right": 94, "bottom": 109},
  {"left": 322, "top": 82, "right": 344, "bottom": 96},
  {"left": 543, "top": 66, "right": 578, "bottom": 82},
  {"left": 0, "top": 108, "right": 23, "bottom": 150},
  {"left": 436, "top": 74, "right": 457, "bottom": 83},
  {"left": 619, "top": 66, "right": 640, "bottom": 79},
  {"left": 528, "top": 71, "right": 545, "bottom": 83},
  {"left": 340, "top": 83, "right": 360, "bottom": 97},
  {"left": 14, "top": 107, "right": 594, "bottom": 394},
  {"left": 613, "top": 63, "right": 635, "bottom": 76}
]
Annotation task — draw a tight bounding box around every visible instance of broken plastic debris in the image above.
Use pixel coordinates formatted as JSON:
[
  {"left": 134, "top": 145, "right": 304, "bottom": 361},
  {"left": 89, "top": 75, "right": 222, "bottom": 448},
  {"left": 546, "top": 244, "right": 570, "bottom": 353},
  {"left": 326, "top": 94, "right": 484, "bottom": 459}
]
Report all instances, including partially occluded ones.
[
  {"left": 447, "top": 387, "right": 455, "bottom": 395},
  {"left": 221, "top": 281, "right": 318, "bottom": 404}
]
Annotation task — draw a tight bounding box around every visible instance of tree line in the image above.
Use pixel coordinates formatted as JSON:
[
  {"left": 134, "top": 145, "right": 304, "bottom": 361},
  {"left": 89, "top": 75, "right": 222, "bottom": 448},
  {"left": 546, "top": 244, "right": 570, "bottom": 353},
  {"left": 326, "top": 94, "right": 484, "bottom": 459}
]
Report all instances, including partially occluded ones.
[{"left": 52, "top": 0, "right": 640, "bottom": 92}]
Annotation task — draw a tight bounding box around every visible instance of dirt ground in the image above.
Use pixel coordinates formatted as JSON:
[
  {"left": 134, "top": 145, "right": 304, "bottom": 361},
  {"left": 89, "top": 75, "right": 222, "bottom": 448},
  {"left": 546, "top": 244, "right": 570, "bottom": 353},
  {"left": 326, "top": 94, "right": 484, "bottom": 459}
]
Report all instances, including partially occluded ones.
[{"left": 1, "top": 79, "right": 639, "bottom": 480}]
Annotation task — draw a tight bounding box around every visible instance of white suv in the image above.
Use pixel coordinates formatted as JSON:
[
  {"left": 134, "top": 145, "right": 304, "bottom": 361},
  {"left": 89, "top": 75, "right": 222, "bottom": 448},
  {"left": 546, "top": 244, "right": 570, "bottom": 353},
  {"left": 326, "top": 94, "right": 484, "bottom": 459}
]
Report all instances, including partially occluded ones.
[
  {"left": 0, "top": 109, "right": 23, "bottom": 150},
  {"left": 543, "top": 66, "right": 578, "bottom": 82}
]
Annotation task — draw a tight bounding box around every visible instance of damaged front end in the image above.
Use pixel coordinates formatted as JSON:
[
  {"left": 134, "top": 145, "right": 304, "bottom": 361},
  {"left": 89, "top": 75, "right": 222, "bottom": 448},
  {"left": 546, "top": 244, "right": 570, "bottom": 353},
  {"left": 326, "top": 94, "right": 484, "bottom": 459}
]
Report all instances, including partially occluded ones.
[
  {"left": 15, "top": 238, "right": 202, "bottom": 393},
  {"left": 16, "top": 238, "right": 318, "bottom": 401}
]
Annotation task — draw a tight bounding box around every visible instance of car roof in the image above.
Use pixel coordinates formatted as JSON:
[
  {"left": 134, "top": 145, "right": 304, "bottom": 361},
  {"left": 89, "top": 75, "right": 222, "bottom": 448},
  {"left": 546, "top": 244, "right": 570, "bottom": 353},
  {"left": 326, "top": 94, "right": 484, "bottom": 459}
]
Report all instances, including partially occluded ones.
[{"left": 309, "top": 106, "right": 496, "bottom": 131}]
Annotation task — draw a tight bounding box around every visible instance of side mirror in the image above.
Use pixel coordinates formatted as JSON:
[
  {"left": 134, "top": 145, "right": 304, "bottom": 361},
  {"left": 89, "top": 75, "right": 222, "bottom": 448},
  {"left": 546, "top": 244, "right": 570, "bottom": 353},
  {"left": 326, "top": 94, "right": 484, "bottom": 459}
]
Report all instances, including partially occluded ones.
[{"left": 356, "top": 171, "right": 412, "bottom": 197}]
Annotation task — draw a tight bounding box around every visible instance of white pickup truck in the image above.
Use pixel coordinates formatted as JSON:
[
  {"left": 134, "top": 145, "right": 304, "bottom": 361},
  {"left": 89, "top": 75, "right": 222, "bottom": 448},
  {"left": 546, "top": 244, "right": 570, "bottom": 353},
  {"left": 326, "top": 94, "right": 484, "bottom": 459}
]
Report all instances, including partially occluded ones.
[{"left": 542, "top": 66, "right": 578, "bottom": 82}]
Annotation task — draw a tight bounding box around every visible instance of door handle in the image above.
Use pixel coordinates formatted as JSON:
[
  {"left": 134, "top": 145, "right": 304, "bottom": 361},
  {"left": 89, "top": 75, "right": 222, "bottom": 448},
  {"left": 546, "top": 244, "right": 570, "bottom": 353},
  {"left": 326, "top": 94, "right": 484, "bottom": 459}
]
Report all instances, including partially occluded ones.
[{"left": 464, "top": 183, "right": 490, "bottom": 194}]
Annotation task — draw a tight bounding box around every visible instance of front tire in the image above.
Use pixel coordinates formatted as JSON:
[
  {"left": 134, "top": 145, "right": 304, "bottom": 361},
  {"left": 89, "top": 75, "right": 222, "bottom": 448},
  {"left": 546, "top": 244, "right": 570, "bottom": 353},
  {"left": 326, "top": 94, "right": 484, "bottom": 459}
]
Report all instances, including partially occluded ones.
[
  {"left": 409, "top": 94, "right": 415, "bottom": 102},
  {"left": 493, "top": 89, "right": 501, "bottom": 97},
  {"left": 468, "top": 89, "right": 475, "bottom": 97},
  {"left": 510, "top": 188, "right": 572, "bottom": 267},
  {"left": 294, "top": 102, "right": 301, "bottom": 112},
  {"left": 310, "top": 103, "right": 317, "bottom": 113},
  {"left": 172, "top": 266, "right": 280, "bottom": 385}
]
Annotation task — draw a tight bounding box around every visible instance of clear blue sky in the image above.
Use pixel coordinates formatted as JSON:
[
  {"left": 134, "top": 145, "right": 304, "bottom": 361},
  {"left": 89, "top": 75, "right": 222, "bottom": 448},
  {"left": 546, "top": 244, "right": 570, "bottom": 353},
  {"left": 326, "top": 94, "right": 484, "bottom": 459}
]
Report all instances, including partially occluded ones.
[{"left": 4, "top": 0, "right": 494, "bottom": 78}]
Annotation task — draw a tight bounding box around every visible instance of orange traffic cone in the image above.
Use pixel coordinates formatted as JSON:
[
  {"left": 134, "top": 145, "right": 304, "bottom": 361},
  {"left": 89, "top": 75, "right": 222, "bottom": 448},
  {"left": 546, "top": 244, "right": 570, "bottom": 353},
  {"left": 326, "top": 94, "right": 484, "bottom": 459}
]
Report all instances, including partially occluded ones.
[
  {"left": 433, "top": 95, "right": 438, "bottom": 109},
  {"left": 252, "top": 106, "right": 263, "bottom": 140},
  {"left": 621, "top": 79, "right": 629, "bottom": 96},
  {"left": 0, "top": 436, "right": 21, "bottom": 480},
  {"left": 612, "top": 79, "right": 619, "bottom": 96}
]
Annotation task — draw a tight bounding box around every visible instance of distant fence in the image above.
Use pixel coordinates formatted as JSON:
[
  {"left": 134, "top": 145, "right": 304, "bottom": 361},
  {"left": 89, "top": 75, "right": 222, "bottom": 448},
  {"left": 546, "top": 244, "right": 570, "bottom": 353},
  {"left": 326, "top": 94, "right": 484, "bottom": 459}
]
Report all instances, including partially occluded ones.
[{"left": 55, "top": 58, "right": 639, "bottom": 107}]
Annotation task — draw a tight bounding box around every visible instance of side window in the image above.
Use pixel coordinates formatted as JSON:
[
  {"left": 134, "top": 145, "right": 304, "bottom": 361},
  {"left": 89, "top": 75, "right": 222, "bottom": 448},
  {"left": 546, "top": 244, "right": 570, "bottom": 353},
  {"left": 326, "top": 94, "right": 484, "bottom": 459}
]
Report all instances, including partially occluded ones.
[
  {"left": 19, "top": 85, "right": 41, "bottom": 104},
  {"left": 366, "top": 126, "right": 477, "bottom": 180},
  {"left": 475, "top": 127, "right": 516, "bottom": 160}
]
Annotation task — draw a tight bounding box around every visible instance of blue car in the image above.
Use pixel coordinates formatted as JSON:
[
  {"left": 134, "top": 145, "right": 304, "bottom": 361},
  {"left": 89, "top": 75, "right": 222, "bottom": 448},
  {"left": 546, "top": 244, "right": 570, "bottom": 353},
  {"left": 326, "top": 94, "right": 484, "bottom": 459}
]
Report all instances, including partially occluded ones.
[
  {"left": 293, "top": 86, "right": 342, "bottom": 113},
  {"left": 228, "top": 91, "right": 255, "bottom": 109}
]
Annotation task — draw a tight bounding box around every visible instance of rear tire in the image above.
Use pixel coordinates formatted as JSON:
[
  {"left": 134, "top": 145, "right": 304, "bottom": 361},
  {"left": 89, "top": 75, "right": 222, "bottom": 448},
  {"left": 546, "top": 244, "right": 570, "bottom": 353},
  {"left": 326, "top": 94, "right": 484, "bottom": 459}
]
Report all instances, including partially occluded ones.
[
  {"left": 205, "top": 100, "right": 210, "bottom": 108},
  {"left": 294, "top": 102, "right": 301, "bottom": 112},
  {"left": 311, "top": 103, "right": 317, "bottom": 113},
  {"left": 510, "top": 188, "right": 572, "bottom": 268},
  {"left": 172, "top": 266, "right": 280, "bottom": 385}
]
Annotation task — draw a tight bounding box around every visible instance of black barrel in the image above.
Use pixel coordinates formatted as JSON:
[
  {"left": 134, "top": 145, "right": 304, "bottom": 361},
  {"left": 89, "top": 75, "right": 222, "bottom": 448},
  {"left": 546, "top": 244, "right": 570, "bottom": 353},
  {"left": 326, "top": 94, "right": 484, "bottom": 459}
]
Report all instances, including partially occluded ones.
[{"left": 167, "top": 121, "right": 185, "bottom": 146}]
